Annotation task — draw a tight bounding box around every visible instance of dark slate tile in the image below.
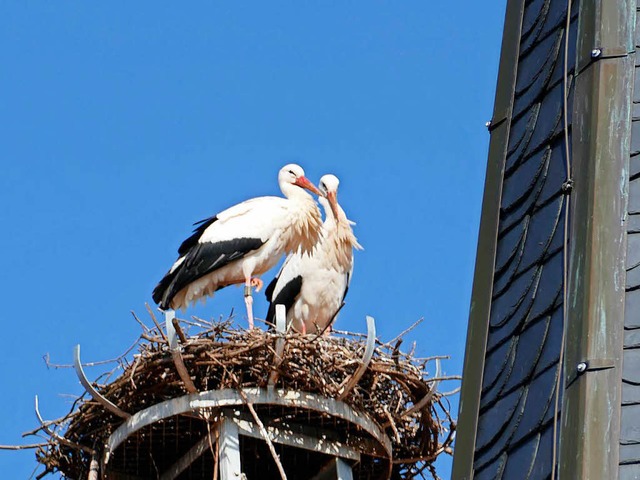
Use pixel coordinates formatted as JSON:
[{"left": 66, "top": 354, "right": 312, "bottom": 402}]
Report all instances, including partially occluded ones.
[
  {"left": 537, "top": 143, "right": 566, "bottom": 206},
  {"left": 514, "top": 31, "right": 563, "bottom": 118},
  {"left": 621, "top": 404, "right": 640, "bottom": 444},
  {"left": 521, "top": 0, "right": 547, "bottom": 43},
  {"left": 626, "top": 328, "right": 640, "bottom": 349},
  {"left": 502, "top": 315, "right": 551, "bottom": 393},
  {"left": 628, "top": 214, "right": 640, "bottom": 234},
  {"left": 623, "top": 348, "right": 640, "bottom": 384},
  {"left": 622, "top": 380, "right": 640, "bottom": 406},
  {"left": 635, "top": 66, "right": 640, "bottom": 103},
  {"left": 521, "top": 0, "right": 570, "bottom": 58},
  {"left": 537, "top": 0, "right": 574, "bottom": 42},
  {"left": 629, "top": 232, "right": 640, "bottom": 270},
  {"left": 491, "top": 263, "right": 540, "bottom": 322},
  {"left": 482, "top": 337, "right": 517, "bottom": 401},
  {"left": 636, "top": 9, "right": 640, "bottom": 49},
  {"left": 525, "top": 252, "right": 563, "bottom": 324},
  {"left": 522, "top": 80, "right": 565, "bottom": 159},
  {"left": 473, "top": 452, "right": 507, "bottom": 480},
  {"left": 631, "top": 177, "right": 640, "bottom": 214},
  {"left": 475, "top": 388, "right": 528, "bottom": 469},
  {"left": 494, "top": 227, "right": 532, "bottom": 297},
  {"left": 519, "top": 197, "right": 563, "bottom": 272},
  {"left": 506, "top": 104, "right": 541, "bottom": 173},
  {"left": 527, "top": 424, "right": 555, "bottom": 480},
  {"left": 495, "top": 216, "right": 529, "bottom": 277},
  {"left": 512, "top": 363, "right": 558, "bottom": 446},
  {"left": 488, "top": 268, "right": 542, "bottom": 351},
  {"left": 626, "top": 289, "right": 640, "bottom": 328},
  {"left": 619, "top": 463, "right": 640, "bottom": 480},
  {"left": 503, "top": 147, "right": 550, "bottom": 214},
  {"left": 632, "top": 120, "right": 640, "bottom": 157},
  {"left": 532, "top": 309, "right": 563, "bottom": 376},
  {"left": 500, "top": 166, "right": 549, "bottom": 236},
  {"left": 620, "top": 443, "right": 640, "bottom": 464},
  {"left": 628, "top": 263, "right": 640, "bottom": 291},
  {"left": 500, "top": 433, "right": 540, "bottom": 480},
  {"left": 631, "top": 149, "right": 640, "bottom": 179}
]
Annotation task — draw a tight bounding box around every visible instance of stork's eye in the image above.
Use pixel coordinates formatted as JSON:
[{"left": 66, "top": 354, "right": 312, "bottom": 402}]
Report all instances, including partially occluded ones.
[
  {"left": 288, "top": 170, "right": 296, "bottom": 176},
  {"left": 320, "top": 182, "right": 327, "bottom": 191}
]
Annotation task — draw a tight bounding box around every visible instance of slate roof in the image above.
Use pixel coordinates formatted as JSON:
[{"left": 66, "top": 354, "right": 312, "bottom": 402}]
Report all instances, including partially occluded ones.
[{"left": 471, "top": 2, "right": 578, "bottom": 478}]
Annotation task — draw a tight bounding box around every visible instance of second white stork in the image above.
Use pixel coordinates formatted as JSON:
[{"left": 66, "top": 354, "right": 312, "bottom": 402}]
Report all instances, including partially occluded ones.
[
  {"left": 152, "top": 164, "right": 323, "bottom": 328},
  {"left": 265, "top": 174, "right": 362, "bottom": 334}
]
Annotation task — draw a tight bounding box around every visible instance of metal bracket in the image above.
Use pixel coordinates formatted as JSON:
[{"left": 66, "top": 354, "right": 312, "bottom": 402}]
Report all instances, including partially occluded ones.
[
  {"left": 166, "top": 311, "right": 198, "bottom": 394},
  {"left": 268, "top": 304, "right": 287, "bottom": 387},
  {"left": 567, "top": 358, "right": 616, "bottom": 387},
  {"left": 337, "top": 316, "right": 376, "bottom": 401}
]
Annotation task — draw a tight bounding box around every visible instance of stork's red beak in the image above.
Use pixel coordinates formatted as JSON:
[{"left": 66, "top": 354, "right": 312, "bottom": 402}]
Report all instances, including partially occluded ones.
[
  {"left": 326, "top": 190, "right": 340, "bottom": 221},
  {"left": 294, "top": 176, "right": 322, "bottom": 196}
]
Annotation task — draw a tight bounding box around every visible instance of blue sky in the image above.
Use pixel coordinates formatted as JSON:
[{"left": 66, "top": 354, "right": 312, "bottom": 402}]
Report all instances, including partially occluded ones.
[{"left": 0, "top": 3, "right": 505, "bottom": 478}]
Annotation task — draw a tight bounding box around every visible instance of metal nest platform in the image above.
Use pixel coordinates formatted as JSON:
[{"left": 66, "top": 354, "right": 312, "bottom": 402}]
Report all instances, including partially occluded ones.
[{"left": 32, "top": 307, "right": 457, "bottom": 480}]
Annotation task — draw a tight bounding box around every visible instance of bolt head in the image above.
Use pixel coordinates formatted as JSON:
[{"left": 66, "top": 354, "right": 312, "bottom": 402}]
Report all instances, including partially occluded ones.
[
  {"left": 591, "top": 48, "right": 602, "bottom": 58},
  {"left": 485, "top": 121, "right": 492, "bottom": 128},
  {"left": 577, "top": 362, "right": 587, "bottom": 373}
]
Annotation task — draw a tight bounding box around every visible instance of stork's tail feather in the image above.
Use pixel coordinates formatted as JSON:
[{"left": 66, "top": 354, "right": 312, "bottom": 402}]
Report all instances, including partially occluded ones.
[{"left": 152, "top": 269, "right": 179, "bottom": 310}]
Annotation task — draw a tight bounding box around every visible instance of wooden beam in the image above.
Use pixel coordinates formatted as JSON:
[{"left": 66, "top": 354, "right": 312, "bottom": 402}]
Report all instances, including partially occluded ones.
[{"left": 559, "top": 0, "right": 636, "bottom": 478}]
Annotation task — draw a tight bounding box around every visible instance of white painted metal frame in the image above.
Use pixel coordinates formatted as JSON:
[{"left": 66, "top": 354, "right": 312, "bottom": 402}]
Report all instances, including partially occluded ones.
[
  {"left": 73, "top": 345, "right": 130, "bottom": 419},
  {"left": 338, "top": 316, "right": 376, "bottom": 400},
  {"left": 106, "top": 388, "right": 391, "bottom": 457}
]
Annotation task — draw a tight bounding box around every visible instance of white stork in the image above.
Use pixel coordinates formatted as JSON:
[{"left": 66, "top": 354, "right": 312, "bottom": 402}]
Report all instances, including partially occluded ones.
[
  {"left": 265, "top": 174, "right": 362, "bottom": 334},
  {"left": 152, "top": 164, "right": 323, "bottom": 328}
]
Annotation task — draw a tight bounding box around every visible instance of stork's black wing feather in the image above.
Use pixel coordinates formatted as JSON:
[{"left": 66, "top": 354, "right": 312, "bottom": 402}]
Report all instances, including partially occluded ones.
[
  {"left": 177, "top": 215, "right": 218, "bottom": 256},
  {"left": 265, "top": 275, "right": 302, "bottom": 325},
  {"left": 264, "top": 276, "right": 278, "bottom": 302},
  {"left": 153, "top": 237, "right": 264, "bottom": 309}
]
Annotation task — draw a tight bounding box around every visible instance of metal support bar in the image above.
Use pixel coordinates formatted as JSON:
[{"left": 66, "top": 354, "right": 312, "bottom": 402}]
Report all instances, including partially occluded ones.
[
  {"left": 73, "top": 345, "right": 130, "bottom": 419},
  {"left": 165, "top": 311, "right": 198, "bottom": 393},
  {"left": 159, "top": 431, "right": 216, "bottom": 480},
  {"left": 268, "top": 304, "right": 287, "bottom": 386},
  {"left": 309, "top": 458, "right": 354, "bottom": 480},
  {"left": 106, "top": 388, "right": 392, "bottom": 463},
  {"left": 219, "top": 417, "right": 242, "bottom": 480},
  {"left": 337, "top": 316, "right": 376, "bottom": 400},
  {"left": 336, "top": 458, "right": 354, "bottom": 480}
]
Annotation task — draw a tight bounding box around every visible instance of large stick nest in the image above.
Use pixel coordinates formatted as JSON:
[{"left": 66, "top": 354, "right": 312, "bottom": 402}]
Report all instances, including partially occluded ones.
[{"left": 34, "top": 314, "right": 457, "bottom": 480}]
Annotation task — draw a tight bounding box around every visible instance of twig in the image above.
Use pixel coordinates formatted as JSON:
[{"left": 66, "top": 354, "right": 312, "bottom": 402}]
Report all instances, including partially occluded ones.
[
  {"left": 0, "top": 443, "right": 48, "bottom": 450},
  {"left": 241, "top": 396, "right": 287, "bottom": 480},
  {"left": 131, "top": 310, "right": 151, "bottom": 333},
  {"left": 172, "top": 318, "right": 189, "bottom": 344},
  {"left": 385, "top": 318, "right": 424, "bottom": 346},
  {"left": 146, "top": 303, "right": 168, "bottom": 342}
]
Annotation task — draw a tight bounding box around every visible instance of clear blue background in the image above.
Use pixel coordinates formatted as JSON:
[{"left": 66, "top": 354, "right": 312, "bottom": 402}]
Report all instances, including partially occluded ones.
[{"left": 0, "top": 2, "right": 505, "bottom": 478}]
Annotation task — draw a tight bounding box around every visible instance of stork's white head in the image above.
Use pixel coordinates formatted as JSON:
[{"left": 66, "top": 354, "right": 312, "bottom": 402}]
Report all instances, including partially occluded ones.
[
  {"left": 279, "top": 164, "right": 321, "bottom": 198},
  {"left": 319, "top": 174, "right": 341, "bottom": 221}
]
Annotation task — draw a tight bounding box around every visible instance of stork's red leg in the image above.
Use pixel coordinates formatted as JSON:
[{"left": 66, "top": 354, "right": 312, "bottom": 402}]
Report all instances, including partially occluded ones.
[{"left": 244, "top": 278, "right": 255, "bottom": 329}]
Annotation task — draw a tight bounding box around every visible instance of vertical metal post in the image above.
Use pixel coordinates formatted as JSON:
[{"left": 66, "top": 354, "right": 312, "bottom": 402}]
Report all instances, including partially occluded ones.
[
  {"left": 218, "top": 417, "right": 242, "bottom": 480},
  {"left": 335, "top": 458, "right": 353, "bottom": 480}
]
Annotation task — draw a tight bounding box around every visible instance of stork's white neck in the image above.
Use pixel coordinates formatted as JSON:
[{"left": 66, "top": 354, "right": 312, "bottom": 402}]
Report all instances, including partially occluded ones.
[{"left": 280, "top": 181, "right": 314, "bottom": 201}]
